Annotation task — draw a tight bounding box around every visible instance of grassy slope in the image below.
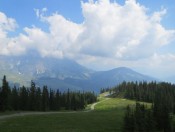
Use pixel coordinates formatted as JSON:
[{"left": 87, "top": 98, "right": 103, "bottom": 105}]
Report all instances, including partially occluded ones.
[{"left": 0, "top": 94, "right": 142, "bottom": 132}]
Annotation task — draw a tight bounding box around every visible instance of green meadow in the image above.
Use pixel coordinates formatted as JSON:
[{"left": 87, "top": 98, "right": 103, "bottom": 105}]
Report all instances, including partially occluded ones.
[{"left": 0, "top": 95, "right": 143, "bottom": 132}]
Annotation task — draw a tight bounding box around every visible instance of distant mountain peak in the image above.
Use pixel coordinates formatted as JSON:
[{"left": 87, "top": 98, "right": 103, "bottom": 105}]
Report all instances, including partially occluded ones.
[
  {"left": 109, "top": 67, "right": 133, "bottom": 72},
  {"left": 0, "top": 55, "right": 157, "bottom": 92}
]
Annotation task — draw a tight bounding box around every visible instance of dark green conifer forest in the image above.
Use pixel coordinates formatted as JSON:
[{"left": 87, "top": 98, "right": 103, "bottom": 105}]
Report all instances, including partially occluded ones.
[
  {"left": 0, "top": 75, "right": 97, "bottom": 112},
  {"left": 109, "top": 81, "right": 175, "bottom": 132}
]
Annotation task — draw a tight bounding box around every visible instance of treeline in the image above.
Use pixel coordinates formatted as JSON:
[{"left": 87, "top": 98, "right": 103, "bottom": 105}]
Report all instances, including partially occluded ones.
[
  {"left": 111, "top": 81, "right": 175, "bottom": 132},
  {"left": 100, "top": 87, "right": 112, "bottom": 94},
  {"left": 113, "top": 81, "right": 175, "bottom": 113},
  {"left": 0, "top": 76, "right": 97, "bottom": 112}
]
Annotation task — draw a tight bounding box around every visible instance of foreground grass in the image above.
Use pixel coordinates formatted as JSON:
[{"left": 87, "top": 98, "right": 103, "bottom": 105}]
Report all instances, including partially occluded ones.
[
  {"left": 0, "top": 110, "right": 121, "bottom": 132},
  {"left": 0, "top": 111, "right": 19, "bottom": 116},
  {"left": 0, "top": 97, "right": 143, "bottom": 132}
]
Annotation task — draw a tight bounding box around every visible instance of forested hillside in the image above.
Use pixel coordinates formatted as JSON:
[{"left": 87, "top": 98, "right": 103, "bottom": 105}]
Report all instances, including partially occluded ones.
[{"left": 105, "top": 81, "right": 175, "bottom": 131}]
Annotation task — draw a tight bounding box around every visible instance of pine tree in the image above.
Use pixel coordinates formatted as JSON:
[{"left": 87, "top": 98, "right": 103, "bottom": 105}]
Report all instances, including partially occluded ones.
[
  {"left": 35, "top": 87, "right": 42, "bottom": 111},
  {"left": 0, "top": 75, "right": 10, "bottom": 111},
  {"left": 19, "top": 86, "right": 28, "bottom": 110},
  {"left": 0, "top": 86, "right": 2, "bottom": 111},
  {"left": 80, "top": 93, "right": 85, "bottom": 109},
  {"left": 55, "top": 89, "right": 60, "bottom": 110},
  {"left": 49, "top": 89, "right": 55, "bottom": 110},
  {"left": 42, "top": 86, "right": 49, "bottom": 111},
  {"left": 123, "top": 105, "right": 134, "bottom": 132},
  {"left": 28, "top": 81, "right": 36, "bottom": 111},
  {"left": 10, "top": 86, "right": 19, "bottom": 110},
  {"left": 66, "top": 89, "right": 71, "bottom": 110}
]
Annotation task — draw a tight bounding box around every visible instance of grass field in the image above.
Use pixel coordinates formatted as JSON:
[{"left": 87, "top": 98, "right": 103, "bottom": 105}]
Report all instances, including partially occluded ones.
[{"left": 0, "top": 95, "right": 141, "bottom": 132}]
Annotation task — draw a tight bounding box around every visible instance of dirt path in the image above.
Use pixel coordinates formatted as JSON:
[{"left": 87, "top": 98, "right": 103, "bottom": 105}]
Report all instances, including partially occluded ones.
[
  {"left": 0, "top": 111, "right": 77, "bottom": 120},
  {"left": 0, "top": 98, "right": 110, "bottom": 120},
  {"left": 90, "top": 98, "right": 110, "bottom": 110}
]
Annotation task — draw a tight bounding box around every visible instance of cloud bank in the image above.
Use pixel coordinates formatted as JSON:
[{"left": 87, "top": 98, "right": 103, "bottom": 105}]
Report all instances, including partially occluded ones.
[{"left": 0, "top": 0, "right": 175, "bottom": 77}]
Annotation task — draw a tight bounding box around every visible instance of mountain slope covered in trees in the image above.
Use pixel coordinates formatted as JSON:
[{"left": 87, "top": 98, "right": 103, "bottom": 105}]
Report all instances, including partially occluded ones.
[{"left": 105, "top": 81, "right": 175, "bottom": 132}]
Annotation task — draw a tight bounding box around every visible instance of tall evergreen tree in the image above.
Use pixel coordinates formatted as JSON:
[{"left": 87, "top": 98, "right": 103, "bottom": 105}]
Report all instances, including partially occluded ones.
[
  {"left": 19, "top": 86, "right": 28, "bottom": 110},
  {"left": 42, "top": 86, "right": 49, "bottom": 111},
  {"left": 35, "top": 87, "right": 42, "bottom": 111},
  {"left": 66, "top": 89, "right": 71, "bottom": 110},
  {"left": 55, "top": 89, "right": 60, "bottom": 110},
  {"left": 10, "top": 86, "right": 19, "bottom": 110},
  {"left": 28, "top": 81, "right": 36, "bottom": 111},
  {"left": 0, "top": 75, "right": 10, "bottom": 111},
  {"left": 123, "top": 105, "right": 135, "bottom": 132},
  {"left": 49, "top": 89, "right": 55, "bottom": 110},
  {"left": 0, "top": 86, "right": 2, "bottom": 111}
]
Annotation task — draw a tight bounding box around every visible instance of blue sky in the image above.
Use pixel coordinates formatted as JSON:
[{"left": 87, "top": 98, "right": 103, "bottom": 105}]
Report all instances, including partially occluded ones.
[
  {"left": 0, "top": 0, "right": 175, "bottom": 78},
  {"left": 1, "top": 0, "right": 175, "bottom": 28}
]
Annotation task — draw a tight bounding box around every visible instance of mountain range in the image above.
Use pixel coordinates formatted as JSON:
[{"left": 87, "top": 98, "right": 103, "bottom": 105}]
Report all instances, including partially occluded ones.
[{"left": 0, "top": 54, "right": 157, "bottom": 92}]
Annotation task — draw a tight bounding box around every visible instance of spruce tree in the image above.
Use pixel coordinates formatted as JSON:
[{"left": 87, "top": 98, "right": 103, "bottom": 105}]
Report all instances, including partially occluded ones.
[
  {"left": 123, "top": 105, "right": 134, "bottom": 132},
  {"left": 19, "top": 86, "right": 28, "bottom": 110},
  {"left": 35, "top": 87, "right": 42, "bottom": 111},
  {"left": 0, "top": 87, "right": 2, "bottom": 111},
  {"left": 29, "top": 81, "right": 36, "bottom": 111},
  {"left": 55, "top": 89, "right": 60, "bottom": 110},
  {"left": 49, "top": 89, "right": 55, "bottom": 110},
  {"left": 11, "top": 86, "right": 19, "bottom": 110},
  {"left": 0, "top": 75, "right": 10, "bottom": 111},
  {"left": 42, "top": 86, "right": 49, "bottom": 111}
]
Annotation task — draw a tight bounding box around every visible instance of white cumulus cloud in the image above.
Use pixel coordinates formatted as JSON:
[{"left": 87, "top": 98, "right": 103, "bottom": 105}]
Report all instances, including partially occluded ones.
[
  {"left": 0, "top": 12, "right": 19, "bottom": 55},
  {"left": 0, "top": 0, "right": 175, "bottom": 77},
  {"left": 77, "top": 0, "right": 175, "bottom": 60}
]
